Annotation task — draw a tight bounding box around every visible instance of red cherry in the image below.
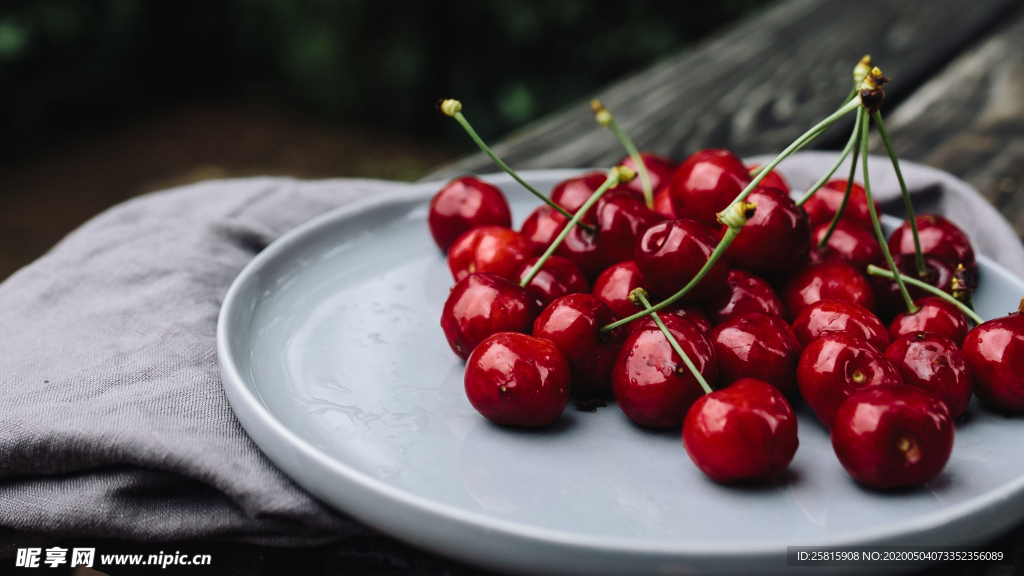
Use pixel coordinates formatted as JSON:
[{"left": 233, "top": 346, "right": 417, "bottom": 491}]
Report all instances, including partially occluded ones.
[
  {"left": 888, "top": 214, "right": 976, "bottom": 274},
  {"left": 558, "top": 191, "right": 665, "bottom": 278},
  {"left": 963, "top": 307, "right": 1024, "bottom": 413},
  {"left": 706, "top": 269, "right": 785, "bottom": 324},
  {"left": 888, "top": 296, "right": 970, "bottom": 345},
  {"left": 710, "top": 312, "right": 802, "bottom": 395},
  {"left": 428, "top": 176, "right": 512, "bottom": 251},
  {"left": 811, "top": 220, "right": 883, "bottom": 271},
  {"left": 724, "top": 186, "right": 810, "bottom": 276},
  {"left": 447, "top": 226, "right": 532, "bottom": 282},
  {"left": 797, "top": 332, "right": 903, "bottom": 427},
  {"left": 781, "top": 261, "right": 876, "bottom": 319},
  {"left": 611, "top": 319, "right": 718, "bottom": 428},
  {"left": 532, "top": 294, "right": 627, "bottom": 396},
  {"left": 831, "top": 386, "right": 954, "bottom": 489},
  {"left": 550, "top": 172, "right": 611, "bottom": 213},
  {"left": 885, "top": 332, "right": 973, "bottom": 418},
  {"left": 870, "top": 254, "right": 954, "bottom": 321},
  {"left": 747, "top": 164, "right": 790, "bottom": 194},
  {"left": 464, "top": 332, "right": 571, "bottom": 427},
  {"left": 792, "top": 300, "right": 889, "bottom": 351},
  {"left": 591, "top": 261, "right": 644, "bottom": 319},
  {"left": 440, "top": 273, "right": 540, "bottom": 360},
  {"left": 652, "top": 186, "right": 678, "bottom": 219},
  {"left": 515, "top": 256, "right": 589, "bottom": 308},
  {"left": 802, "top": 179, "right": 879, "bottom": 231},
  {"left": 635, "top": 219, "right": 729, "bottom": 300},
  {"left": 619, "top": 152, "right": 678, "bottom": 195},
  {"left": 520, "top": 206, "right": 568, "bottom": 255},
  {"left": 683, "top": 378, "right": 798, "bottom": 482},
  {"left": 668, "top": 149, "right": 751, "bottom": 227},
  {"left": 628, "top": 305, "right": 713, "bottom": 336}
]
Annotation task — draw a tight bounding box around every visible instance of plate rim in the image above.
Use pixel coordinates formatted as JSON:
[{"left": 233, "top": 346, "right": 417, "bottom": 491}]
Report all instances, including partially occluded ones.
[{"left": 217, "top": 166, "right": 1024, "bottom": 569}]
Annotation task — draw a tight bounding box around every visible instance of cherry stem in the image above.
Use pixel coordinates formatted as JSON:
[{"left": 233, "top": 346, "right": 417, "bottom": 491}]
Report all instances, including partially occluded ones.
[
  {"left": 860, "top": 116, "right": 918, "bottom": 315},
  {"left": 593, "top": 102, "right": 654, "bottom": 209},
  {"left": 519, "top": 168, "right": 625, "bottom": 287},
  {"left": 796, "top": 107, "right": 864, "bottom": 206},
  {"left": 634, "top": 290, "right": 713, "bottom": 395},
  {"left": 873, "top": 110, "right": 926, "bottom": 278},
  {"left": 448, "top": 109, "right": 595, "bottom": 232},
  {"left": 600, "top": 207, "right": 751, "bottom": 332},
  {"left": 725, "top": 96, "right": 861, "bottom": 209},
  {"left": 867, "top": 265, "right": 984, "bottom": 324},
  {"left": 816, "top": 108, "right": 864, "bottom": 247}
]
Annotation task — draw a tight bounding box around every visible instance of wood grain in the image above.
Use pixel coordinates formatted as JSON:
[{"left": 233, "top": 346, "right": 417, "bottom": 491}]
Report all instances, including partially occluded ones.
[
  {"left": 874, "top": 8, "right": 1024, "bottom": 237},
  {"left": 423, "top": 0, "right": 1019, "bottom": 181}
]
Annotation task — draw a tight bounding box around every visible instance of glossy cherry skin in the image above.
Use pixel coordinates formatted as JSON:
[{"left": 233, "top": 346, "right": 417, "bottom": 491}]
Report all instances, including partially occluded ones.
[
  {"left": 532, "top": 294, "right": 627, "bottom": 396},
  {"left": 683, "top": 378, "right": 798, "bottom": 483},
  {"left": 802, "top": 179, "right": 879, "bottom": 231},
  {"left": 963, "top": 310, "right": 1024, "bottom": 413},
  {"left": 628, "top": 306, "right": 713, "bottom": 336},
  {"left": 515, "top": 256, "right": 589, "bottom": 308},
  {"left": 831, "top": 386, "right": 954, "bottom": 489},
  {"left": 870, "top": 254, "right": 954, "bottom": 322},
  {"left": 652, "top": 186, "right": 677, "bottom": 219},
  {"left": 464, "top": 332, "right": 571, "bottom": 427},
  {"left": 811, "top": 220, "right": 883, "bottom": 271},
  {"left": 724, "top": 186, "right": 810, "bottom": 277},
  {"left": 440, "top": 273, "right": 540, "bottom": 360},
  {"left": 781, "top": 261, "right": 876, "bottom": 319},
  {"left": 635, "top": 219, "right": 729, "bottom": 300},
  {"left": 747, "top": 163, "right": 790, "bottom": 193},
  {"left": 558, "top": 191, "right": 665, "bottom": 279},
  {"left": 429, "top": 176, "right": 513, "bottom": 251},
  {"left": 619, "top": 152, "right": 678, "bottom": 195},
  {"left": 448, "top": 226, "right": 533, "bottom": 283},
  {"left": 710, "top": 312, "right": 802, "bottom": 395},
  {"left": 797, "top": 332, "right": 903, "bottom": 428},
  {"left": 888, "top": 214, "right": 976, "bottom": 274},
  {"left": 888, "top": 296, "right": 970, "bottom": 345},
  {"left": 591, "top": 260, "right": 644, "bottom": 319},
  {"left": 611, "top": 319, "right": 718, "bottom": 428},
  {"left": 706, "top": 269, "right": 785, "bottom": 324},
  {"left": 792, "top": 300, "right": 889, "bottom": 351},
  {"left": 550, "top": 172, "right": 610, "bottom": 213},
  {"left": 669, "top": 149, "right": 751, "bottom": 227},
  {"left": 885, "top": 332, "right": 973, "bottom": 418},
  {"left": 520, "top": 205, "right": 568, "bottom": 255}
]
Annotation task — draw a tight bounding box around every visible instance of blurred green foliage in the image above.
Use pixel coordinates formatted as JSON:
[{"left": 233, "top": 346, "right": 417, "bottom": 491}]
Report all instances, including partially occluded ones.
[{"left": 0, "top": 0, "right": 774, "bottom": 154}]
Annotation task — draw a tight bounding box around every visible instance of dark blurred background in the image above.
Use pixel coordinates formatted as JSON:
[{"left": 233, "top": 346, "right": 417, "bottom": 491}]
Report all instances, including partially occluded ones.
[{"left": 0, "top": 0, "right": 777, "bottom": 280}]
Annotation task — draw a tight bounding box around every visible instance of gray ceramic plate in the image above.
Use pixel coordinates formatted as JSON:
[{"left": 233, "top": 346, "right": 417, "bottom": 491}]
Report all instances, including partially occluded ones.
[{"left": 218, "top": 168, "right": 1024, "bottom": 575}]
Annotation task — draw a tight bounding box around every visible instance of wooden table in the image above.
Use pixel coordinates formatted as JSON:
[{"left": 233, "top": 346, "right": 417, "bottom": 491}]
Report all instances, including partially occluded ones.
[{"left": 94, "top": 0, "right": 1024, "bottom": 574}]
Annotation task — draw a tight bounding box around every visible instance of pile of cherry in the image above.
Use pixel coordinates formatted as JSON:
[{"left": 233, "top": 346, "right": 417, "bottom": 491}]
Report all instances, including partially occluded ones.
[{"left": 429, "top": 148, "right": 1024, "bottom": 489}]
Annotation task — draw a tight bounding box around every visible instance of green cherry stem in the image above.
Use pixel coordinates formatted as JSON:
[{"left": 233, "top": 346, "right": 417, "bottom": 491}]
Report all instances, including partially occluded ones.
[
  {"left": 796, "top": 107, "right": 864, "bottom": 206},
  {"left": 873, "top": 110, "right": 926, "bottom": 278},
  {"left": 867, "top": 265, "right": 984, "bottom": 324},
  {"left": 816, "top": 108, "right": 864, "bottom": 247},
  {"left": 438, "top": 99, "right": 593, "bottom": 232},
  {"left": 633, "top": 288, "right": 712, "bottom": 395},
  {"left": 725, "top": 96, "right": 861, "bottom": 209},
  {"left": 519, "top": 166, "right": 631, "bottom": 287},
  {"left": 860, "top": 115, "right": 918, "bottom": 314},
  {"left": 600, "top": 201, "right": 755, "bottom": 333},
  {"left": 592, "top": 100, "right": 654, "bottom": 209}
]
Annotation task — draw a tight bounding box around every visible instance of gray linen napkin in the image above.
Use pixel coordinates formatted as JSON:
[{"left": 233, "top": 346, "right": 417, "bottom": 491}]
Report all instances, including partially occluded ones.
[{"left": 0, "top": 154, "right": 1021, "bottom": 551}]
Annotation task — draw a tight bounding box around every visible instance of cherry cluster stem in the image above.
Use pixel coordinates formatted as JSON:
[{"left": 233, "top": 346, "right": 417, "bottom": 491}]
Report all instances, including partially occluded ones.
[
  {"left": 816, "top": 108, "right": 864, "bottom": 247},
  {"left": 519, "top": 170, "right": 622, "bottom": 287},
  {"left": 860, "top": 116, "right": 918, "bottom": 314},
  {"left": 607, "top": 119, "right": 654, "bottom": 209},
  {"left": 867, "top": 265, "right": 984, "bottom": 324},
  {"left": 635, "top": 290, "right": 713, "bottom": 395},
  {"left": 797, "top": 107, "right": 863, "bottom": 207},
  {"left": 873, "top": 111, "right": 926, "bottom": 278}
]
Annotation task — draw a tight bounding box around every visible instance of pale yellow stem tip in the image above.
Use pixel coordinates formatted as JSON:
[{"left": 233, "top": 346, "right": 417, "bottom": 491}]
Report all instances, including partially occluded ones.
[{"left": 438, "top": 99, "right": 462, "bottom": 117}]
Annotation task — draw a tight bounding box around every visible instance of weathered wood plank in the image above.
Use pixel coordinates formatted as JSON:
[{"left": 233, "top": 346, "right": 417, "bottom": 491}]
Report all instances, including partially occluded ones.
[
  {"left": 423, "top": 0, "right": 1018, "bottom": 181},
  {"left": 874, "top": 8, "right": 1024, "bottom": 238}
]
